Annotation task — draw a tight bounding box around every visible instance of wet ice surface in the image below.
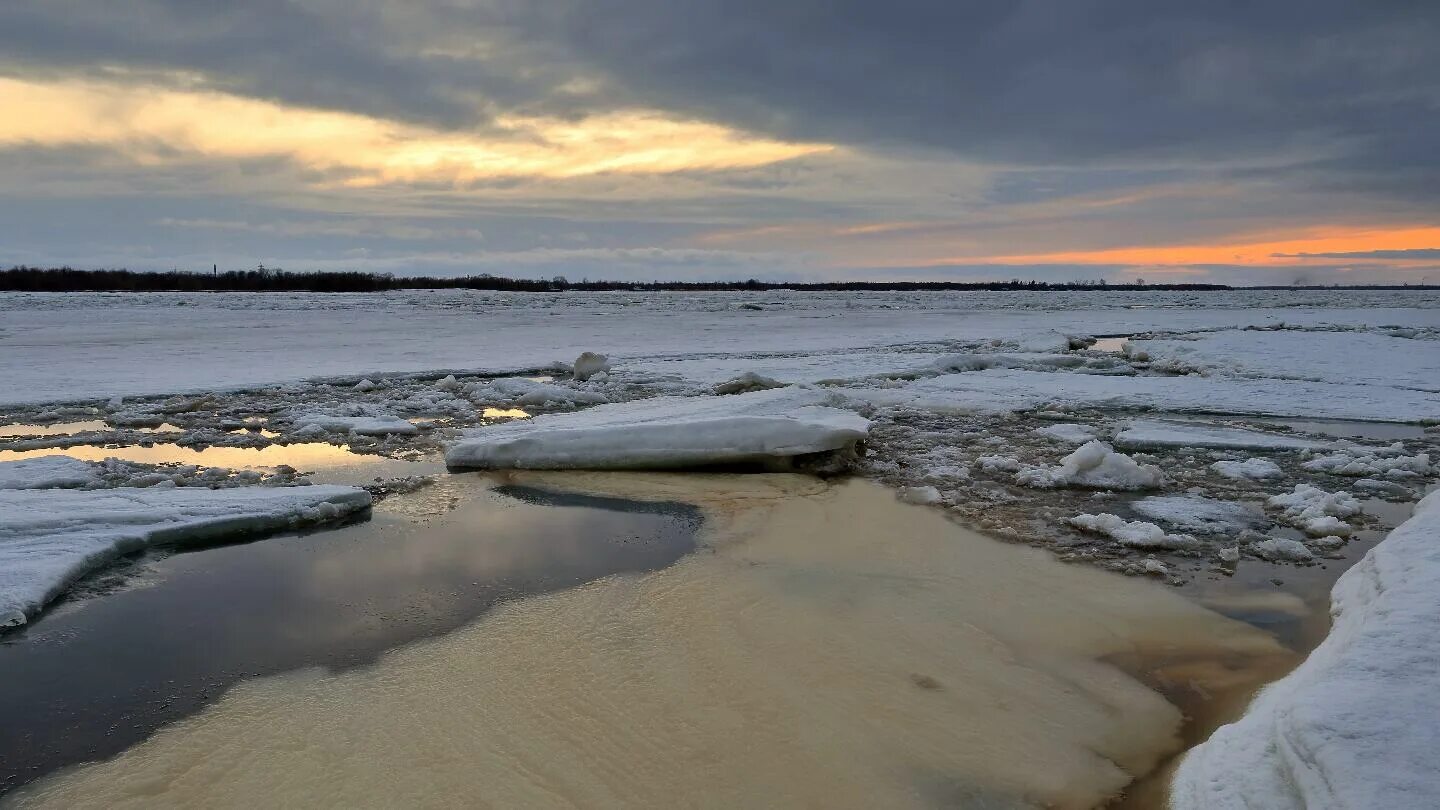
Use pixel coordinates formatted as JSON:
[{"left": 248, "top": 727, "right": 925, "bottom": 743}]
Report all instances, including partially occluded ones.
[{"left": 0, "top": 473, "right": 699, "bottom": 793}]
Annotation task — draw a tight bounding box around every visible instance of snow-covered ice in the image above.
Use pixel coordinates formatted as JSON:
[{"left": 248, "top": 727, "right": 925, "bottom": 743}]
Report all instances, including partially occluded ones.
[
  {"left": 1030, "top": 423, "right": 1099, "bottom": 445},
  {"left": 1173, "top": 489, "right": 1440, "bottom": 809},
  {"left": 1301, "top": 443, "right": 1431, "bottom": 478},
  {"left": 0, "top": 484, "right": 371, "bottom": 627},
  {"left": 1210, "top": 457, "right": 1284, "bottom": 480},
  {"left": 471, "top": 378, "right": 609, "bottom": 407},
  {"left": 0, "top": 455, "right": 96, "bottom": 489},
  {"left": 845, "top": 368, "right": 1440, "bottom": 422},
  {"left": 1066, "top": 513, "right": 1200, "bottom": 550},
  {"left": 1131, "top": 495, "right": 1267, "bottom": 534},
  {"left": 446, "top": 386, "right": 870, "bottom": 470},
  {"left": 1267, "top": 484, "right": 1362, "bottom": 536},
  {"left": 1132, "top": 328, "right": 1440, "bottom": 393},
  {"left": 289, "top": 413, "right": 419, "bottom": 436},
  {"left": 1115, "top": 418, "right": 1327, "bottom": 450}
]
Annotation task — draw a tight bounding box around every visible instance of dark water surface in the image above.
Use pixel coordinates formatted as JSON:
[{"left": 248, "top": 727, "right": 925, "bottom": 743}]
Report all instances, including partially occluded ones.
[{"left": 0, "top": 478, "right": 699, "bottom": 793}]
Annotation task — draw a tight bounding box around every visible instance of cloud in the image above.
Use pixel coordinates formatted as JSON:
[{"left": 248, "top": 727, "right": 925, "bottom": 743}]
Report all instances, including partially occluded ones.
[
  {"left": 0, "top": 76, "right": 830, "bottom": 187},
  {"left": 1271, "top": 248, "right": 1440, "bottom": 260}
]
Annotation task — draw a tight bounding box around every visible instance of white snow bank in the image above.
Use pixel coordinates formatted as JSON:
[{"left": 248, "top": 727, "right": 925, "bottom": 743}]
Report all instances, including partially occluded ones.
[
  {"left": 0, "top": 484, "right": 371, "bottom": 627},
  {"left": 1067, "top": 513, "right": 1200, "bottom": 550},
  {"left": 1132, "top": 496, "right": 1266, "bottom": 533},
  {"left": 445, "top": 387, "right": 870, "bottom": 471},
  {"left": 0, "top": 456, "right": 96, "bottom": 489},
  {"left": 1210, "top": 458, "right": 1284, "bottom": 480},
  {"left": 1115, "top": 419, "right": 1326, "bottom": 450},
  {"left": 1015, "top": 441, "right": 1164, "bottom": 490},
  {"left": 1172, "top": 488, "right": 1440, "bottom": 809},
  {"left": 1301, "top": 443, "right": 1431, "bottom": 478},
  {"left": 1267, "top": 484, "right": 1362, "bottom": 536},
  {"left": 1030, "top": 423, "right": 1099, "bottom": 445},
  {"left": 290, "top": 413, "right": 418, "bottom": 436}
]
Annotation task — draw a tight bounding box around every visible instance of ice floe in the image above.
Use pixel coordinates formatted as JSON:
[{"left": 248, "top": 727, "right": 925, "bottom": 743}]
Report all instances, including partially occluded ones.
[
  {"left": 0, "top": 455, "right": 97, "bottom": 489},
  {"left": 1030, "top": 423, "right": 1099, "bottom": 445},
  {"left": 1267, "top": 484, "right": 1362, "bottom": 536},
  {"left": 1015, "top": 441, "right": 1164, "bottom": 490},
  {"left": 1210, "top": 458, "right": 1284, "bottom": 480},
  {"left": 1301, "top": 442, "right": 1431, "bottom": 478},
  {"left": 0, "top": 484, "right": 371, "bottom": 627},
  {"left": 1115, "top": 418, "right": 1327, "bottom": 450},
  {"left": 290, "top": 413, "right": 419, "bottom": 436},
  {"left": 1067, "top": 513, "right": 1200, "bottom": 550},
  {"left": 446, "top": 386, "right": 870, "bottom": 471},
  {"left": 1131, "top": 495, "right": 1267, "bottom": 534},
  {"left": 1173, "top": 489, "right": 1440, "bottom": 809}
]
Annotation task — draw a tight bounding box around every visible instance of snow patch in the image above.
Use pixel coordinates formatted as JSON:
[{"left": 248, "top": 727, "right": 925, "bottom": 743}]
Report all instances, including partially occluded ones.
[
  {"left": 1173, "top": 489, "right": 1440, "bottom": 809},
  {"left": 0, "top": 484, "right": 371, "bottom": 627}
]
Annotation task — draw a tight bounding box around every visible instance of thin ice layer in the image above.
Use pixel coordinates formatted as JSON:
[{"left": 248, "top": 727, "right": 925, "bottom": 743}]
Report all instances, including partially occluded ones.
[
  {"left": 1172, "top": 489, "right": 1440, "bottom": 809},
  {"left": 446, "top": 387, "right": 870, "bottom": 470},
  {"left": 0, "top": 484, "right": 372, "bottom": 627}
]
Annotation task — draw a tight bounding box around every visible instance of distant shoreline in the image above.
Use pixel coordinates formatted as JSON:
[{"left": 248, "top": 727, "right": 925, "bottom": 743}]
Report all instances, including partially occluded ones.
[{"left": 3, "top": 266, "right": 1438, "bottom": 293}]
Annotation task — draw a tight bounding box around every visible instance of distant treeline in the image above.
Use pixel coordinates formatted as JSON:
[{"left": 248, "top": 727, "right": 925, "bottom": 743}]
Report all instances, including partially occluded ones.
[{"left": 1, "top": 266, "right": 1240, "bottom": 293}]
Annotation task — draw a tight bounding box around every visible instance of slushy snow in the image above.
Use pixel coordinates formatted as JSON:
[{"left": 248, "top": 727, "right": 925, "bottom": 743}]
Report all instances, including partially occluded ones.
[
  {"left": 1172, "top": 489, "right": 1440, "bottom": 809},
  {"left": 446, "top": 386, "right": 870, "bottom": 470},
  {"left": 0, "top": 484, "right": 372, "bottom": 627}
]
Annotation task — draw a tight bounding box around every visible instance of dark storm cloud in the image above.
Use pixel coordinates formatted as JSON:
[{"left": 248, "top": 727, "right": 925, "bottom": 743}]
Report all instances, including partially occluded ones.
[
  {"left": 528, "top": 0, "right": 1440, "bottom": 185},
  {"left": 0, "top": 0, "right": 573, "bottom": 128}
]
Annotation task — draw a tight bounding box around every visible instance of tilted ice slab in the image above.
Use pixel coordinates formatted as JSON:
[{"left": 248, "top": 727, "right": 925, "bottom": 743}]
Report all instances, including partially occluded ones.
[
  {"left": 0, "top": 455, "right": 96, "bottom": 489},
  {"left": 843, "top": 368, "right": 1440, "bottom": 422},
  {"left": 1172, "top": 488, "right": 1440, "bottom": 809},
  {"left": 0, "top": 484, "right": 372, "bottom": 627},
  {"left": 1114, "top": 419, "right": 1328, "bottom": 450},
  {"left": 446, "top": 386, "right": 870, "bottom": 470}
]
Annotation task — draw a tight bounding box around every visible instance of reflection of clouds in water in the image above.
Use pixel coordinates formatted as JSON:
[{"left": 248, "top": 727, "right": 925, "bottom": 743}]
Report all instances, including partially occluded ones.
[{"left": 18, "top": 478, "right": 1287, "bottom": 810}]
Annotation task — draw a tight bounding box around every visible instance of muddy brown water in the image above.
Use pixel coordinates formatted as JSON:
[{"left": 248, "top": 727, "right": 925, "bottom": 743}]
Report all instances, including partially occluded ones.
[
  {"left": 7, "top": 475, "right": 1294, "bottom": 810},
  {"left": 0, "top": 477, "right": 699, "bottom": 795}
]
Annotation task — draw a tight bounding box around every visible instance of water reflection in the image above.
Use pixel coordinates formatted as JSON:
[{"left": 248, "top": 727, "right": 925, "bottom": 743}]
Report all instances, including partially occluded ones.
[{"left": 0, "top": 479, "right": 698, "bottom": 793}]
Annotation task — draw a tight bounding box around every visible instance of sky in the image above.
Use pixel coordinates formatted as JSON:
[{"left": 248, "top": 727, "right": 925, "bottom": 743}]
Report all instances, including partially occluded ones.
[{"left": 1, "top": 0, "right": 1437, "bottom": 285}]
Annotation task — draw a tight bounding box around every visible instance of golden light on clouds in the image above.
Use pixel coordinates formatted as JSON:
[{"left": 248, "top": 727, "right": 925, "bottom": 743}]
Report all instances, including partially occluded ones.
[
  {"left": 0, "top": 76, "right": 831, "bottom": 186},
  {"left": 959, "top": 225, "right": 1440, "bottom": 268}
]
